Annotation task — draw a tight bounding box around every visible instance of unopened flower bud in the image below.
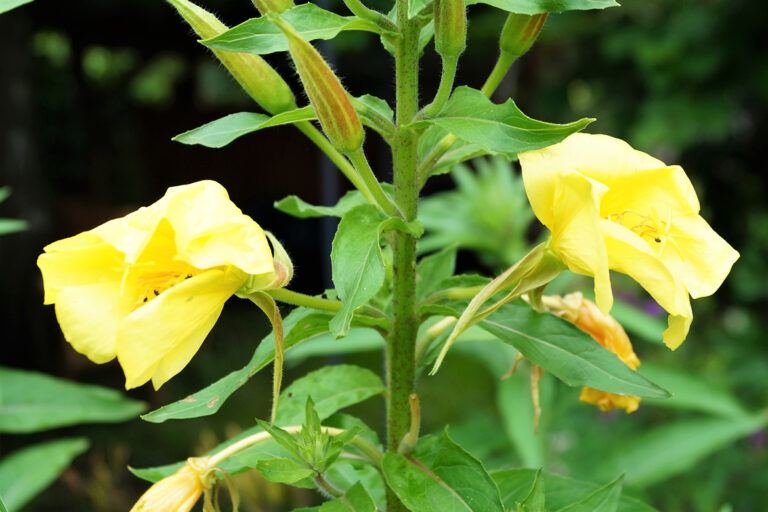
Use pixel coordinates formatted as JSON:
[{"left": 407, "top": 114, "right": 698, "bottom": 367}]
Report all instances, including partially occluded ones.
[
  {"left": 251, "top": 0, "right": 294, "bottom": 15},
  {"left": 167, "top": 0, "right": 296, "bottom": 114},
  {"left": 270, "top": 15, "right": 364, "bottom": 154},
  {"left": 544, "top": 292, "right": 642, "bottom": 413},
  {"left": 499, "top": 12, "right": 547, "bottom": 60},
  {"left": 434, "top": 0, "right": 467, "bottom": 59},
  {"left": 130, "top": 460, "right": 206, "bottom": 512}
]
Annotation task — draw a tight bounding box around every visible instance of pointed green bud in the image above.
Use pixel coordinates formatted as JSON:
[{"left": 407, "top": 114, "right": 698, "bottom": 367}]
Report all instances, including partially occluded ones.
[
  {"left": 270, "top": 15, "right": 364, "bottom": 154},
  {"left": 434, "top": 0, "right": 467, "bottom": 59},
  {"left": 499, "top": 13, "right": 548, "bottom": 60},
  {"left": 251, "top": 0, "right": 294, "bottom": 15},
  {"left": 166, "top": 0, "right": 296, "bottom": 114}
]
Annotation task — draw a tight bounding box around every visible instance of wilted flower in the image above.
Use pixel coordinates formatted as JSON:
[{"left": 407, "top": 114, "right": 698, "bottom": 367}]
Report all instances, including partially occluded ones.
[
  {"left": 519, "top": 133, "right": 739, "bottom": 349},
  {"left": 544, "top": 292, "right": 641, "bottom": 413},
  {"left": 130, "top": 461, "right": 206, "bottom": 512},
  {"left": 38, "top": 180, "right": 285, "bottom": 389}
]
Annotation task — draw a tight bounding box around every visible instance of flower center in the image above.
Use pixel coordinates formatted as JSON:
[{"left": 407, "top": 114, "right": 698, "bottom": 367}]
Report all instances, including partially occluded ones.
[
  {"left": 607, "top": 208, "right": 675, "bottom": 254},
  {"left": 121, "top": 262, "right": 200, "bottom": 310}
]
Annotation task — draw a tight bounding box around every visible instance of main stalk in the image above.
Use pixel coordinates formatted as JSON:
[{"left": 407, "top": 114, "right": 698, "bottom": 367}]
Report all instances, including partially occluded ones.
[{"left": 386, "top": 2, "right": 421, "bottom": 511}]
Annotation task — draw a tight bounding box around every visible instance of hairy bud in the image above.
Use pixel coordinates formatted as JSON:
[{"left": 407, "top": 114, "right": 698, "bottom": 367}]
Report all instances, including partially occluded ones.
[
  {"left": 251, "top": 0, "right": 294, "bottom": 15},
  {"left": 434, "top": 0, "right": 467, "bottom": 59},
  {"left": 271, "top": 15, "right": 364, "bottom": 154},
  {"left": 499, "top": 12, "right": 547, "bottom": 60},
  {"left": 167, "top": 0, "right": 296, "bottom": 114}
]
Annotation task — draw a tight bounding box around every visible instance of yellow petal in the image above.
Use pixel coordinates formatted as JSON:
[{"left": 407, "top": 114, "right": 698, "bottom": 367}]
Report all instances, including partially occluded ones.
[
  {"left": 550, "top": 171, "right": 613, "bottom": 314},
  {"left": 53, "top": 281, "right": 135, "bottom": 363},
  {"left": 599, "top": 165, "right": 700, "bottom": 218},
  {"left": 163, "top": 181, "right": 274, "bottom": 276},
  {"left": 117, "top": 267, "right": 244, "bottom": 389},
  {"left": 601, "top": 219, "right": 692, "bottom": 349},
  {"left": 580, "top": 387, "right": 640, "bottom": 413},
  {"left": 37, "top": 231, "right": 125, "bottom": 304},
  {"left": 130, "top": 463, "right": 203, "bottom": 512},
  {"left": 659, "top": 214, "right": 740, "bottom": 299}
]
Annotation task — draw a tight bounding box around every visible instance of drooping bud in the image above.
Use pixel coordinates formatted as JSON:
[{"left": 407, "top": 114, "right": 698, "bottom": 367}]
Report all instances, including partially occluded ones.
[
  {"left": 251, "top": 0, "right": 294, "bottom": 15},
  {"left": 499, "top": 12, "right": 547, "bottom": 60},
  {"left": 166, "top": 0, "right": 296, "bottom": 114},
  {"left": 434, "top": 0, "right": 467, "bottom": 59},
  {"left": 543, "top": 292, "right": 642, "bottom": 413},
  {"left": 270, "top": 15, "right": 364, "bottom": 154}
]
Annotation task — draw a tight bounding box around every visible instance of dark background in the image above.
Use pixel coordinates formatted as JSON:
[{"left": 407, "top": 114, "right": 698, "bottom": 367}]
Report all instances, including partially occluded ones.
[{"left": 1, "top": 0, "right": 766, "bottom": 510}]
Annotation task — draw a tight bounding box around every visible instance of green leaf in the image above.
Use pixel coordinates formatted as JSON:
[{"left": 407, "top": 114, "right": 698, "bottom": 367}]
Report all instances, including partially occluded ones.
[
  {"left": 330, "top": 205, "right": 387, "bottom": 338},
  {"left": 638, "top": 363, "right": 750, "bottom": 418},
  {"left": 0, "top": 219, "right": 27, "bottom": 235},
  {"left": 465, "top": 0, "right": 618, "bottom": 15},
  {"left": 275, "top": 365, "right": 385, "bottom": 426},
  {"left": 202, "top": 3, "right": 383, "bottom": 56},
  {"left": 326, "top": 463, "right": 386, "bottom": 511},
  {"left": 141, "top": 307, "right": 323, "bottom": 423},
  {"left": 418, "top": 126, "right": 490, "bottom": 179},
  {"left": 0, "top": 0, "right": 33, "bottom": 15},
  {"left": 556, "top": 475, "right": 623, "bottom": 512},
  {"left": 320, "top": 482, "right": 378, "bottom": 512},
  {"left": 355, "top": 94, "right": 394, "bottom": 124},
  {"left": 0, "top": 366, "right": 146, "bottom": 433},
  {"left": 416, "top": 246, "right": 457, "bottom": 303},
  {"left": 256, "top": 457, "right": 315, "bottom": 485},
  {"left": 0, "top": 187, "right": 10, "bottom": 203},
  {"left": 172, "top": 107, "right": 314, "bottom": 148},
  {"left": 601, "top": 414, "right": 768, "bottom": 488},
  {"left": 497, "top": 374, "right": 547, "bottom": 468},
  {"left": 286, "top": 327, "right": 384, "bottom": 365},
  {"left": 0, "top": 493, "right": 7, "bottom": 512},
  {"left": 412, "top": 87, "right": 592, "bottom": 159},
  {"left": 479, "top": 302, "right": 670, "bottom": 398},
  {"left": 275, "top": 190, "right": 368, "bottom": 219},
  {"left": 382, "top": 430, "right": 505, "bottom": 512},
  {"left": 518, "top": 469, "right": 545, "bottom": 512},
  {"left": 0, "top": 438, "right": 89, "bottom": 511},
  {"left": 493, "top": 469, "right": 657, "bottom": 512}
]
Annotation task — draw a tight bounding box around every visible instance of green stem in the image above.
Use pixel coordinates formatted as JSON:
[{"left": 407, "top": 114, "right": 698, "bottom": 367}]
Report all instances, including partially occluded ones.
[
  {"left": 267, "top": 288, "right": 389, "bottom": 328},
  {"left": 342, "top": 0, "right": 399, "bottom": 33},
  {"left": 480, "top": 51, "right": 515, "bottom": 98},
  {"left": 347, "top": 149, "right": 400, "bottom": 216},
  {"left": 295, "top": 121, "right": 376, "bottom": 205},
  {"left": 387, "top": 3, "right": 421, "bottom": 510},
  {"left": 422, "top": 55, "right": 458, "bottom": 118},
  {"left": 416, "top": 52, "right": 515, "bottom": 183}
]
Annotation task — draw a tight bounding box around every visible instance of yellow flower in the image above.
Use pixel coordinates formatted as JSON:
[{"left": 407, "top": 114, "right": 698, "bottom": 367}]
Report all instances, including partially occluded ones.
[
  {"left": 519, "top": 133, "right": 739, "bottom": 349},
  {"left": 38, "top": 180, "right": 279, "bottom": 389},
  {"left": 130, "top": 460, "right": 205, "bottom": 512},
  {"left": 544, "top": 292, "right": 641, "bottom": 413}
]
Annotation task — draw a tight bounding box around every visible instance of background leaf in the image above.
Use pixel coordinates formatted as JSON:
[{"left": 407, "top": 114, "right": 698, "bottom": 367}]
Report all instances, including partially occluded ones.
[
  {"left": 556, "top": 475, "right": 623, "bottom": 512},
  {"left": 382, "top": 430, "right": 505, "bottom": 512},
  {"left": 0, "top": 438, "right": 89, "bottom": 511},
  {"left": 0, "top": 366, "right": 145, "bottom": 433},
  {"left": 0, "top": 0, "right": 33, "bottom": 16}
]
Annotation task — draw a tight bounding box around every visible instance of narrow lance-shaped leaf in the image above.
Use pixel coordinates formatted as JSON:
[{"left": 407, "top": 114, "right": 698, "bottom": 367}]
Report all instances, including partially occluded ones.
[
  {"left": 0, "top": 438, "right": 89, "bottom": 511},
  {"left": 479, "top": 301, "right": 670, "bottom": 398},
  {"left": 464, "top": 0, "right": 618, "bottom": 15},
  {"left": 202, "top": 3, "right": 386, "bottom": 56},
  {"left": 0, "top": 366, "right": 146, "bottom": 433},
  {"left": 412, "top": 87, "right": 593, "bottom": 159}
]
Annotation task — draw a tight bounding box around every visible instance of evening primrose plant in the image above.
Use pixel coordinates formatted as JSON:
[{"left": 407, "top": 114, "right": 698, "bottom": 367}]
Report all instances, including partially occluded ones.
[{"left": 32, "top": 0, "right": 741, "bottom": 510}]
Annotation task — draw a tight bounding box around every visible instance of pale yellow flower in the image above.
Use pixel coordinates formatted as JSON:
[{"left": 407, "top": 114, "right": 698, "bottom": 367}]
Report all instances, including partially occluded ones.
[
  {"left": 520, "top": 133, "right": 739, "bottom": 349},
  {"left": 38, "top": 181, "right": 277, "bottom": 389},
  {"left": 544, "top": 292, "right": 641, "bottom": 413},
  {"left": 130, "top": 461, "right": 205, "bottom": 512}
]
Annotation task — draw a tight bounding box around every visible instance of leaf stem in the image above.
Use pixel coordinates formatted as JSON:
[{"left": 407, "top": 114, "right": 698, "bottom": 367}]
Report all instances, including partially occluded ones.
[
  {"left": 480, "top": 52, "right": 515, "bottom": 97},
  {"left": 295, "top": 121, "right": 376, "bottom": 206},
  {"left": 422, "top": 55, "right": 458, "bottom": 118},
  {"left": 267, "top": 288, "right": 389, "bottom": 328},
  {"left": 347, "top": 148, "right": 401, "bottom": 216}
]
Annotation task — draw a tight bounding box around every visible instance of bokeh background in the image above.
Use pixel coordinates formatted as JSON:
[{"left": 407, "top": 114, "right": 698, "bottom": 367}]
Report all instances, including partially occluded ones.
[{"left": 1, "top": 0, "right": 766, "bottom": 510}]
